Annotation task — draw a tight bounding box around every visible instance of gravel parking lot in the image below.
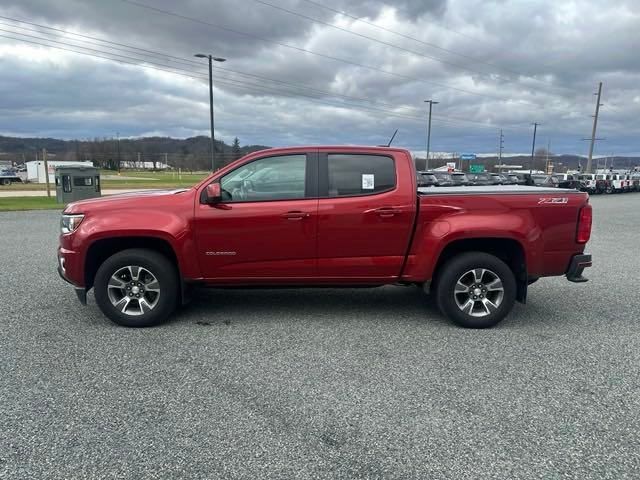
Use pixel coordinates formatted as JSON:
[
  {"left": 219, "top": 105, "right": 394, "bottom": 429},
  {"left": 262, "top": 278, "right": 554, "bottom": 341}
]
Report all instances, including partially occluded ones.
[{"left": 1, "top": 195, "right": 639, "bottom": 479}]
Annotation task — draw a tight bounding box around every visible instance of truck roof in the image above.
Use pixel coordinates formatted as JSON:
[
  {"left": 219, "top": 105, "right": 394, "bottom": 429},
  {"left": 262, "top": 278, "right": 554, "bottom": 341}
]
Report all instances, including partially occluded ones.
[{"left": 249, "top": 145, "right": 412, "bottom": 155}]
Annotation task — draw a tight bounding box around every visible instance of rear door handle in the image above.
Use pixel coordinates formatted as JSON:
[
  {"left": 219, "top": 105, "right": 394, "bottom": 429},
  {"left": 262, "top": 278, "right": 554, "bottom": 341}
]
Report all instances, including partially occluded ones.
[
  {"left": 372, "top": 207, "right": 403, "bottom": 217},
  {"left": 282, "top": 211, "right": 310, "bottom": 220}
]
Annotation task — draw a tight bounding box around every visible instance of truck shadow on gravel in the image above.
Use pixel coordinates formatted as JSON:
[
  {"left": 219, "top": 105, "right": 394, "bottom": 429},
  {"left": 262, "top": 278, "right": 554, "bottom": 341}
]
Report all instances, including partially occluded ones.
[{"left": 178, "top": 285, "right": 452, "bottom": 327}]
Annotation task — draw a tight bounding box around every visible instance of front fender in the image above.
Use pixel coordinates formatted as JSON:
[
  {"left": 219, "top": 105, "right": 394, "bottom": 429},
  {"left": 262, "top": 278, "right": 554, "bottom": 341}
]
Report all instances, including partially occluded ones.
[{"left": 68, "top": 210, "right": 201, "bottom": 281}]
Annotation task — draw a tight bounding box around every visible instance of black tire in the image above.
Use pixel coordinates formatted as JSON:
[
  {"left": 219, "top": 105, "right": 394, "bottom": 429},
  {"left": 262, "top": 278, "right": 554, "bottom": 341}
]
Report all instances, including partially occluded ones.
[
  {"left": 94, "top": 248, "right": 178, "bottom": 327},
  {"left": 435, "top": 252, "right": 516, "bottom": 329},
  {"left": 1, "top": 178, "right": 10, "bottom": 186}
]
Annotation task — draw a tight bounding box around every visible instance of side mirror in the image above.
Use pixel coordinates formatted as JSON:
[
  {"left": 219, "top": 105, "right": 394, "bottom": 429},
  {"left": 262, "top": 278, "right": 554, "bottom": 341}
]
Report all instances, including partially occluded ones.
[{"left": 204, "top": 183, "right": 222, "bottom": 204}]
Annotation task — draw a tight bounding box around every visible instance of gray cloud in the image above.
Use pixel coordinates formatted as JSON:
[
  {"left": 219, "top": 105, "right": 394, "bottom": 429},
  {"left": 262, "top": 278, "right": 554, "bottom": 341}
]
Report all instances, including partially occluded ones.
[{"left": 0, "top": 0, "right": 639, "bottom": 155}]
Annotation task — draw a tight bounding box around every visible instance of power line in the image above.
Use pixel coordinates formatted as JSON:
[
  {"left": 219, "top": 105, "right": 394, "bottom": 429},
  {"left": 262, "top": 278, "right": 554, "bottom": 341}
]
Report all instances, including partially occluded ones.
[
  {"left": 248, "top": 0, "right": 510, "bottom": 80},
  {"left": 0, "top": 30, "right": 422, "bottom": 124},
  {"left": 0, "top": 32, "right": 488, "bottom": 128},
  {"left": 0, "top": 19, "right": 532, "bottom": 131},
  {"left": 119, "top": 0, "right": 535, "bottom": 104},
  {"left": 296, "top": 0, "right": 554, "bottom": 86},
  {"left": 0, "top": 15, "right": 202, "bottom": 69},
  {"left": 3, "top": 25, "right": 573, "bottom": 140},
  {"left": 253, "top": 0, "right": 547, "bottom": 88}
]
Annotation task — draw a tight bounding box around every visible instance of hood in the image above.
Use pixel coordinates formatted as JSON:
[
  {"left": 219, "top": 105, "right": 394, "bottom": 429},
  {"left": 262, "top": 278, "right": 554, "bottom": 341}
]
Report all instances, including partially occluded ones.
[{"left": 64, "top": 188, "right": 192, "bottom": 214}]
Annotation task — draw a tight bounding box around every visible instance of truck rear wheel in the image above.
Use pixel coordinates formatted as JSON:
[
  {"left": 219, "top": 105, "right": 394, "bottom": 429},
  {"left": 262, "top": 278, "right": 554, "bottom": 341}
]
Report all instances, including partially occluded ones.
[
  {"left": 94, "top": 248, "right": 178, "bottom": 327},
  {"left": 435, "top": 252, "right": 516, "bottom": 328}
]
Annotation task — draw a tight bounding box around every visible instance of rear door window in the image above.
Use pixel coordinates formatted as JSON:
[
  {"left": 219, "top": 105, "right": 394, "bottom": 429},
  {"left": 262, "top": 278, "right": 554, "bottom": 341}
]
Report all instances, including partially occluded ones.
[{"left": 327, "top": 154, "right": 395, "bottom": 197}]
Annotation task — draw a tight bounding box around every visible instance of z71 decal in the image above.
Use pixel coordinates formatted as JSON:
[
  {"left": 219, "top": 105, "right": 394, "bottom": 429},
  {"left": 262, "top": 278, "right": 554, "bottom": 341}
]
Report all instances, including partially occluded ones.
[{"left": 538, "top": 197, "right": 569, "bottom": 204}]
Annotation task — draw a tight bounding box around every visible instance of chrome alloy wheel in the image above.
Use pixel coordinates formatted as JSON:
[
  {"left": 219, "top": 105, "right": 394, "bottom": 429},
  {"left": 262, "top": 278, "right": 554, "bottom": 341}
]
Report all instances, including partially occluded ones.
[
  {"left": 107, "top": 265, "right": 161, "bottom": 316},
  {"left": 453, "top": 268, "right": 505, "bottom": 317}
]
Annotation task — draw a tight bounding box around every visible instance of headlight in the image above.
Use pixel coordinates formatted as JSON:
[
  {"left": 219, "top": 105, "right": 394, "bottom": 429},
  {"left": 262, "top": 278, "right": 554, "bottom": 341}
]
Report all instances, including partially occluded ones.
[{"left": 60, "top": 214, "right": 85, "bottom": 234}]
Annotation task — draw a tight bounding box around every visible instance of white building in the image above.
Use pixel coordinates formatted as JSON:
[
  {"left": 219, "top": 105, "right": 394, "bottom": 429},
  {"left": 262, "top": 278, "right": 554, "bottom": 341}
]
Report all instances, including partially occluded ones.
[
  {"left": 120, "top": 161, "right": 169, "bottom": 170},
  {"left": 26, "top": 160, "right": 94, "bottom": 184}
]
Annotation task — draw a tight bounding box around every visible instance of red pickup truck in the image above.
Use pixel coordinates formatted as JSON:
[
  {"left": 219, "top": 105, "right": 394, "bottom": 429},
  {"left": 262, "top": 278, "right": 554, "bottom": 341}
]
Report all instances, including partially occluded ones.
[{"left": 58, "top": 146, "right": 592, "bottom": 329}]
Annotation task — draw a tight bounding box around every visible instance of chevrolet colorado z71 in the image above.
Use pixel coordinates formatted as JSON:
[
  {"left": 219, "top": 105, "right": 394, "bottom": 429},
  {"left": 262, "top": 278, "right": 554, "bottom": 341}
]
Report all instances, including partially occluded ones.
[{"left": 58, "top": 146, "right": 592, "bottom": 328}]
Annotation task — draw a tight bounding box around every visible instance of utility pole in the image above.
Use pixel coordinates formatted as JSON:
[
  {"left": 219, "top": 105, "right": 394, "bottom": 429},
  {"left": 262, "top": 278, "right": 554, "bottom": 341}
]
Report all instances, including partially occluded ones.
[
  {"left": 530, "top": 122, "right": 539, "bottom": 174},
  {"left": 498, "top": 129, "right": 504, "bottom": 163},
  {"left": 585, "top": 82, "right": 603, "bottom": 174},
  {"left": 424, "top": 99, "right": 439, "bottom": 170},
  {"left": 137, "top": 152, "right": 141, "bottom": 168},
  {"left": 42, "top": 148, "right": 51, "bottom": 198},
  {"left": 116, "top": 132, "right": 121, "bottom": 172},
  {"left": 546, "top": 139, "right": 551, "bottom": 174}
]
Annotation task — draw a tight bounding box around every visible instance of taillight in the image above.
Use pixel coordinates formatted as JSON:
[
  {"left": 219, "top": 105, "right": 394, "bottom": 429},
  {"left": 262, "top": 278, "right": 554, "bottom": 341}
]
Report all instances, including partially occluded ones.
[{"left": 577, "top": 205, "right": 592, "bottom": 244}]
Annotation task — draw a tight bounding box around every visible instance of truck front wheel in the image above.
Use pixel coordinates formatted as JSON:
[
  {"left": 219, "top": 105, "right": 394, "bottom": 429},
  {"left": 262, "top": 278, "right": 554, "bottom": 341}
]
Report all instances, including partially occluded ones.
[
  {"left": 94, "top": 248, "right": 178, "bottom": 327},
  {"left": 435, "top": 252, "right": 516, "bottom": 328}
]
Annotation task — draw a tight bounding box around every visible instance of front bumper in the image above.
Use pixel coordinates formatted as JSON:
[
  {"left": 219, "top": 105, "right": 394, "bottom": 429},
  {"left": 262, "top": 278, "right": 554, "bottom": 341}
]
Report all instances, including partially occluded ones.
[
  {"left": 57, "top": 249, "right": 87, "bottom": 305},
  {"left": 566, "top": 254, "right": 592, "bottom": 283}
]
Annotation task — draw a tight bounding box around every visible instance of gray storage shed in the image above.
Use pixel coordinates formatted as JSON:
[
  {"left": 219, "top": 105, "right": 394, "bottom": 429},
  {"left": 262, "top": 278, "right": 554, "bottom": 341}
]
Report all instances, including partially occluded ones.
[{"left": 55, "top": 166, "right": 101, "bottom": 203}]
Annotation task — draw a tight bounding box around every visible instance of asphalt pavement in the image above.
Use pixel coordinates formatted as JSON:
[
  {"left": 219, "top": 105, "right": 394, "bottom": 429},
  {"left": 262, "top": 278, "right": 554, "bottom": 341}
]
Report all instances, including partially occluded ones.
[{"left": 1, "top": 195, "right": 639, "bottom": 479}]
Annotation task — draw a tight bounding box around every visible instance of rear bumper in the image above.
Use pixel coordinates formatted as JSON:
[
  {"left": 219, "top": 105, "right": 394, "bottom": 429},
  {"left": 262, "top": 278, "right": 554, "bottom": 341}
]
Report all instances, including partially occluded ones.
[{"left": 566, "top": 254, "right": 592, "bottom": 283}]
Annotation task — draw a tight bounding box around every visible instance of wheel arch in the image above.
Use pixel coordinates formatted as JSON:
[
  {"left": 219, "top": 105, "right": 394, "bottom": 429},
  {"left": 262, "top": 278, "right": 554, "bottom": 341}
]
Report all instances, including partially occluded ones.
[
  {"left": 84, "top": 236, "right": 181, "bottom": 291},
  {"left": 431, "top": 237, "right": 529, "bottom": 303}
]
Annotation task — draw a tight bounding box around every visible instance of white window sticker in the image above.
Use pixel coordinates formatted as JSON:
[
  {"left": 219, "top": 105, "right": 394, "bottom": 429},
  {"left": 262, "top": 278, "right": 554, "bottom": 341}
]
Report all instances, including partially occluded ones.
[{"left": 362, "top": 174, "right": 375, "bottom": 190}]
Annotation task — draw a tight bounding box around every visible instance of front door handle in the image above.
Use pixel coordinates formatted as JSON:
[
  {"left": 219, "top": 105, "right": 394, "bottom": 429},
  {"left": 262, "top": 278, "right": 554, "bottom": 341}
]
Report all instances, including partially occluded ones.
[{"left": 282, "top": 211, "right": 310, "bottom": 220}]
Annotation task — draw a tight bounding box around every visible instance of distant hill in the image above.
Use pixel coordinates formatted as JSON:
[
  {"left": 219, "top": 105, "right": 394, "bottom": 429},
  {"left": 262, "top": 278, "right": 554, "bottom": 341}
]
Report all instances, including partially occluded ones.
[
  {"left": 0, "top": 135, "right": 270, "bottom": 171},
  {"left": 2, "top": 134, "right": 638, "bottom": 172}
]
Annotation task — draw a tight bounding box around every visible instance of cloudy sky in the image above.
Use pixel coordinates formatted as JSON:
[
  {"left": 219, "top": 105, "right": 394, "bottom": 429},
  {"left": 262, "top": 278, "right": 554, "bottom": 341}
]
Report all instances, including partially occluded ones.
[{"left": 0, "top": 0, "right": 639, "bottom": 155}]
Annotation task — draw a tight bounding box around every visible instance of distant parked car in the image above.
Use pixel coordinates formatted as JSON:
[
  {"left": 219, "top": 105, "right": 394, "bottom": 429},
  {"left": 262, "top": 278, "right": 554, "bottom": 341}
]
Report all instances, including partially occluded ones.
[
  {"left": 469, "top": 173, "right": 502, "bottom": 186},
  {"left": 580, "top": 173, "right": 611, "bottom": 194},
  {"left": 424, "top": 171, "right": 454, "bottom": 187},
  {"left": 609, "top": 174, "right": 626, "bottom": 193},
  {"left": 468, "top": 173, "right": 492, "bottom": 186},
  {"left": 531, "top": 174, "right": 559, "bottom": 188},
  {"left": 450, "top": 172, "right": 471, "bottom": 186},
  {"left": 490, "top": 173, "right": 506, "bottom": 184},
  {"left": 497, "top": 173, "right": 516, "bottom": 185},
  {"left": 578, "top": 174, "right": 597, "bottom": 193},
  {"left": 505, "top": 174, "right": 521, "bottom": 185},
  {"left": 416, "top": 172, "right": 438, "bottom": 187},
  {"left": 0, "top": 169, "right": 22, "bottom": 186},
  {"left": 554, "top": 174, "right": 585, "bottom": 190}
]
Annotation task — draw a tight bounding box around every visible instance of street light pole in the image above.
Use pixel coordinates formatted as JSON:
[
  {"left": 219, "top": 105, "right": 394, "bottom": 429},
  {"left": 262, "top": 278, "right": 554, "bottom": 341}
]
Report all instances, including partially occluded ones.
[
  {"left": 424, "top": 99, "right": 439, "bottom": 171},
  {"left": 195, "top": 53, "right": 226, "bottom": 171}
]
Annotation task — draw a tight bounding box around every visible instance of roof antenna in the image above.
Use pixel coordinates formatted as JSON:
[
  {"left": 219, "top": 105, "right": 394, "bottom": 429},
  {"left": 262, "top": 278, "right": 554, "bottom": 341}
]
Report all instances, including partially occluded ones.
[{"left": 385, "top": 129, "right": 398, "bottom": 147}]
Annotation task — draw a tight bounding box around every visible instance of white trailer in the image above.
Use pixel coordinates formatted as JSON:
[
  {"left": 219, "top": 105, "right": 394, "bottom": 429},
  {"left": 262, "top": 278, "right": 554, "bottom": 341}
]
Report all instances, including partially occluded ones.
[{"left": 26, "top": 161, "right": 93, "bottom": 184}]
